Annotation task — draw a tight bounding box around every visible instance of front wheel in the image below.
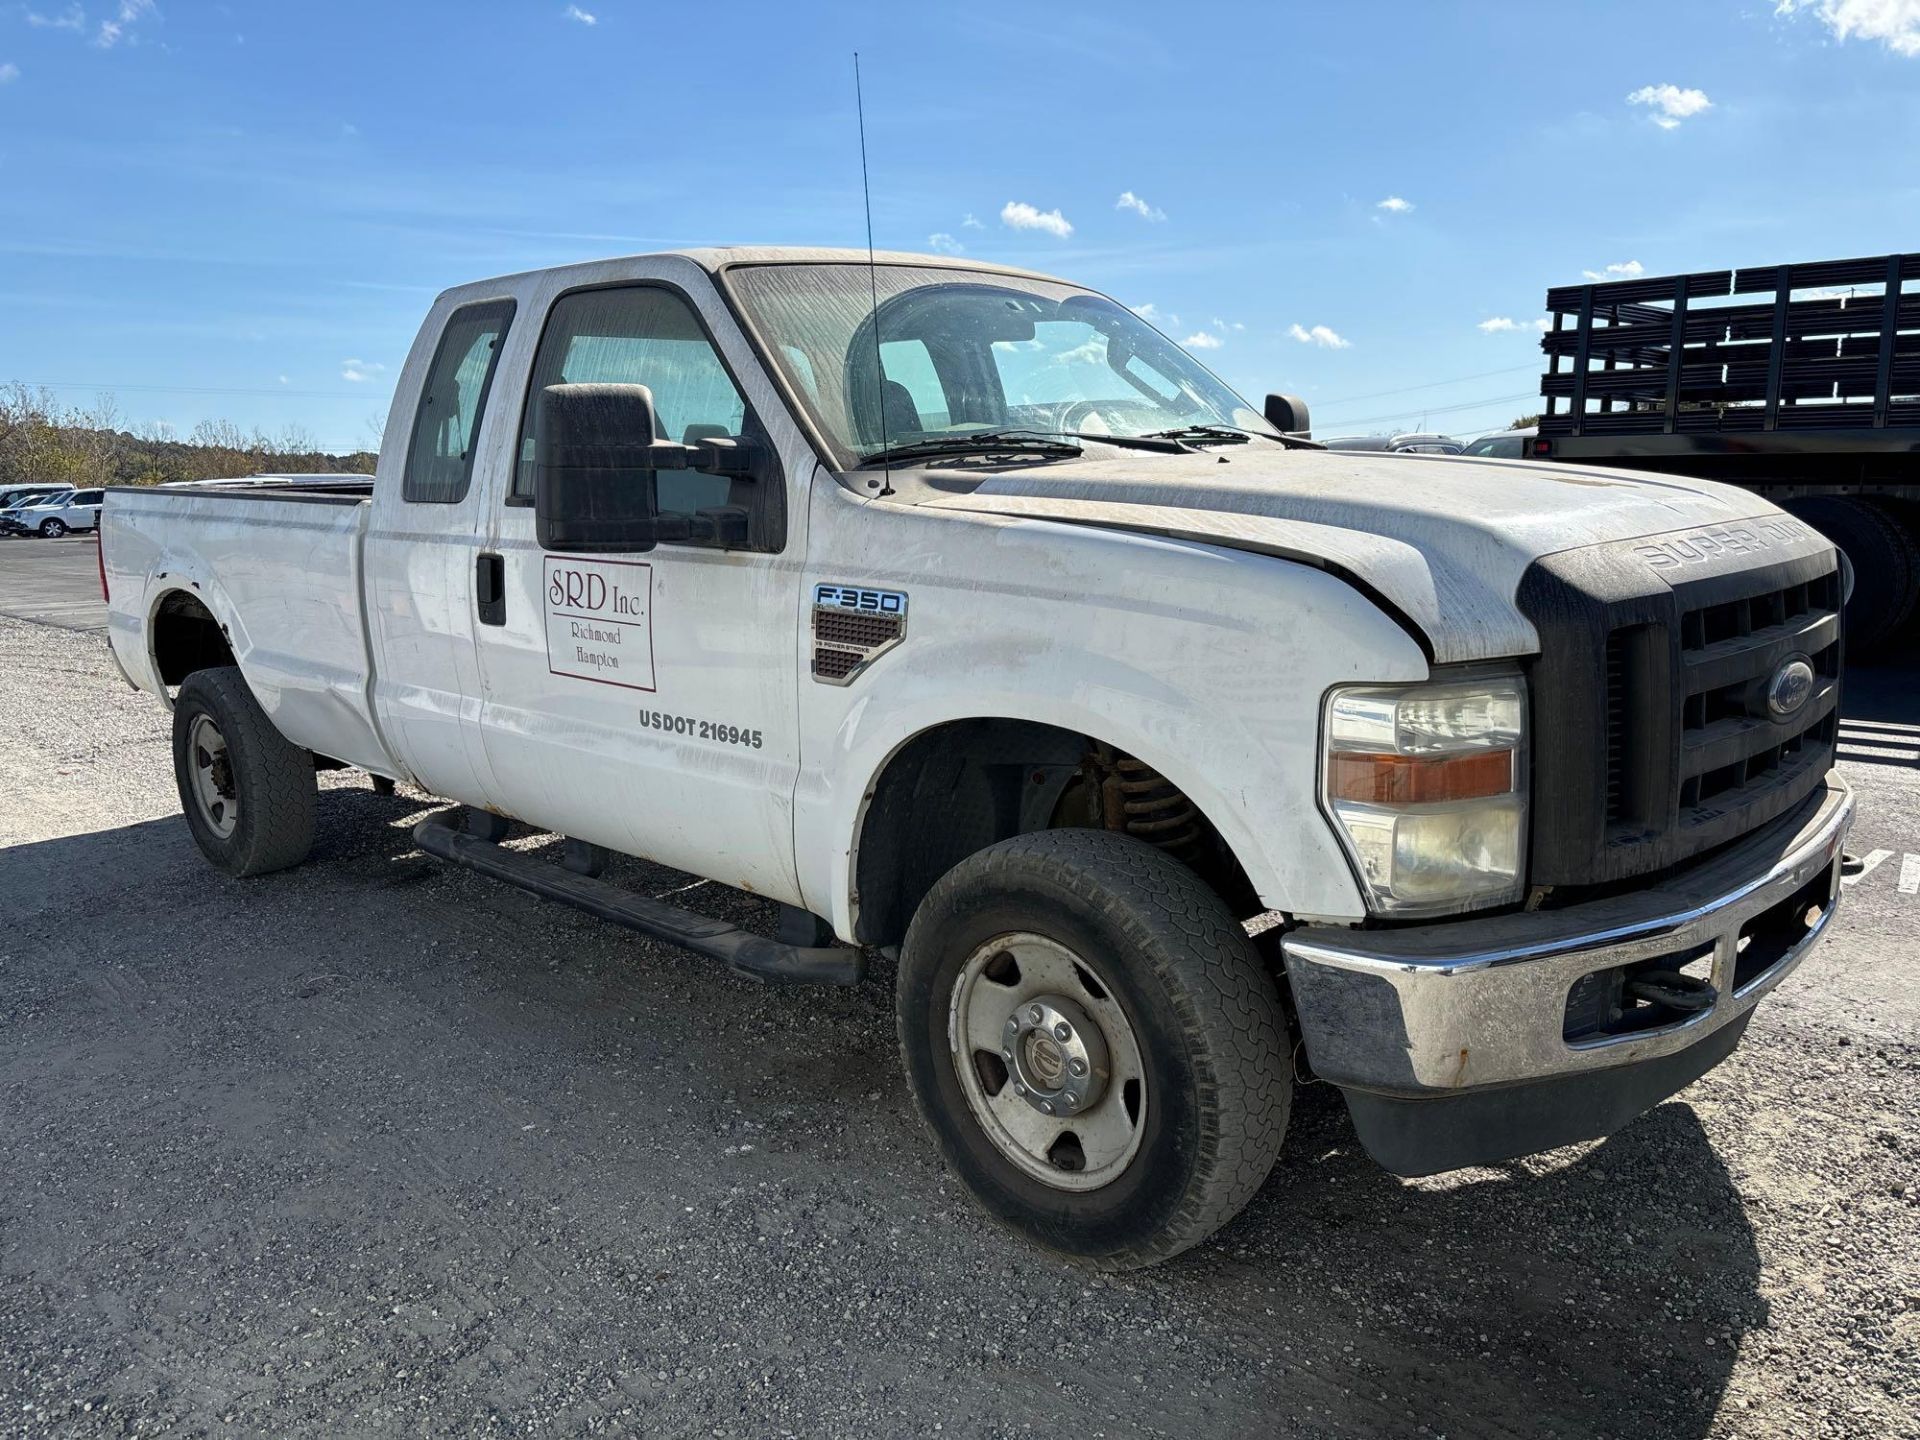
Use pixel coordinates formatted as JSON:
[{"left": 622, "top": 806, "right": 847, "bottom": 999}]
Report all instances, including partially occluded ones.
[
  {"left": 897, "top": 830, "right": 1291, "bottom": 1269},
  {"left": 171, "top": 666, "right": 316, "bottom": 877},
  {"left": 38, "top": 518, "right": 66, "bottom": 538}
]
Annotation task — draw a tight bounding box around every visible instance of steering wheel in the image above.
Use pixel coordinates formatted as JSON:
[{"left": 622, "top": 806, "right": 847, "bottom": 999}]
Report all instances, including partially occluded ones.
[{"left": 1055, "top": 399, "right": 1121, "bottom": 435}]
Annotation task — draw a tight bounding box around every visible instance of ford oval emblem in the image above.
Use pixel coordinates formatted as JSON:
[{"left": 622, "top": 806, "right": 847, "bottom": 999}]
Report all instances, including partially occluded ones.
[{"left": 1767, "top": 656, "right": 1816, "bottom": 719}]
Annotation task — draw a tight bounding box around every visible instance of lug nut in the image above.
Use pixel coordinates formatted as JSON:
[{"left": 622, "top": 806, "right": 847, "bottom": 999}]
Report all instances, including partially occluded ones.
[
  {"left": 1002, "top": 1049, "right": 1013, "bottom": 1063},
  {"left": 1039, "top": 1101, "right": 1053, "bottom": 1114},
  {"left": 1014, "top": 1082, "right": 1028, "bottom": 1096},
  {"left": 1053, "top": 1022, "right": 1072, "bottom": 1042},
  {"left": 1068, "top": 1058, "right": 1087, "bottom": 1077},
  {"left": 1028, "top": 1005, "right": 1044, "bottom": 1024}
]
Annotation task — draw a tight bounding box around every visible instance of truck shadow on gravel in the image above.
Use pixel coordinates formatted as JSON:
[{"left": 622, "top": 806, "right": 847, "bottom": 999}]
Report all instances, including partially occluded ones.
[
  {"left": 1, "top": 790, "right": 1766, "bottom": 1440},
  {"left": 1214, "top": 1083, "right": 1763, "bottom": 1436}
]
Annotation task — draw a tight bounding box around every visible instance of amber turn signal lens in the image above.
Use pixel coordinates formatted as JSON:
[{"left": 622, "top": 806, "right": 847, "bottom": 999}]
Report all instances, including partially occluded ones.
[{"left": 1327, "top": 748, "right": 1515, "bottom": 805}]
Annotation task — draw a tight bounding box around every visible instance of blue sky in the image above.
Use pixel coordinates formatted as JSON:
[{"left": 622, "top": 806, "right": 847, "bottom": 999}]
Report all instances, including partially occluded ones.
[{"left": 3, "top": 0, "right": 1919, "bottom": 451}]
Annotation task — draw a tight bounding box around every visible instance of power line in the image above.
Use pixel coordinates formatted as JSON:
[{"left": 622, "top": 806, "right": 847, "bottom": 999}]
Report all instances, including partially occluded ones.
[
  {"left": 1318, "top": 390, "right": 1541, "bottom": 432},
  {"left": 1314, "top": 362, "right": 1542, "bottom": 409}
]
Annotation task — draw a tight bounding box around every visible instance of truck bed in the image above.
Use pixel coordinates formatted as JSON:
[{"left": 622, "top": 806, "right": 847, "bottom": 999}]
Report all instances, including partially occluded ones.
[
  {"left": 1536, "top": 252, "right": 1920, "bottom": 488},
  {"left": 101, "top": 483, "right": 392, "bottom": 775}
]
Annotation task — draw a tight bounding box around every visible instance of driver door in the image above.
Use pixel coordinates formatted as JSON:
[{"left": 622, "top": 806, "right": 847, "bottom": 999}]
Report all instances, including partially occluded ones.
[{"left": 469, "top": 270, "right": 809, "bottom": 904}]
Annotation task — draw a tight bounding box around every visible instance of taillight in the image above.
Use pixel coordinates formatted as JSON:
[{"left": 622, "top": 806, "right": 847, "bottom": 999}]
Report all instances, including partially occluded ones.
[
  {"left": 1530, "top": 437, "right": 1553, "bottom": 458},
  {"left": 96, "top": 530, "right": 109, "bottom": 602}
]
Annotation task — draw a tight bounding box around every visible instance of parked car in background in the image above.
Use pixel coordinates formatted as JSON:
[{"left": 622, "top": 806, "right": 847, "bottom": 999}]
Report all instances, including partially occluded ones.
[
  {"left": 1321, "top": 433, "right": 1464, "bottom": 454},
  {"left": 1384, "top": 432, "right": 1464, "bottom": 454},
  {"left": 1, "top": 487, "right": 104, "bottom": 537},
  {"left": 1459, "top": 427, "right": 1539, "bottom": 460},
  {"left": 0, "top": 483, "right": 75, "bottom": 512}
]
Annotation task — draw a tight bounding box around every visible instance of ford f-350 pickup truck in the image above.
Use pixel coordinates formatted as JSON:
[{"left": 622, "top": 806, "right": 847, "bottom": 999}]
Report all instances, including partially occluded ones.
[{"left": 101, "top": 247, "right": 1854, "bottom": 1268}]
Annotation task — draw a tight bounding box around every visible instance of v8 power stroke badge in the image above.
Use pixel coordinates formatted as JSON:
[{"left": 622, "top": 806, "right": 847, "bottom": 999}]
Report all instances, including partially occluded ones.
[{"left": 543, "top": 556, "right": 656, "bottom": 692}]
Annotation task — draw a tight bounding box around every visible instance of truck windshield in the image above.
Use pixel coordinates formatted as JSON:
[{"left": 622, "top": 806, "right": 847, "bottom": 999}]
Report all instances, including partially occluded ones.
[{"left": 725, "top": 262, "right": 1275, "bottom": 468}]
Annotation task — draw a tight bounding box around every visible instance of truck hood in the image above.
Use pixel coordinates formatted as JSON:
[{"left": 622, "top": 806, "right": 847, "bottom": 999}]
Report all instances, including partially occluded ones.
[{"left": 919, "top": 447, "right": 1810, "bottom": 663}]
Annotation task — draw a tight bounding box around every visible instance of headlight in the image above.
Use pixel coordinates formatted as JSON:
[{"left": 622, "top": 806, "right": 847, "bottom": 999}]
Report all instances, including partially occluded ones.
[{"left": 1320, "top": 671, "right": 1528, "bottom": 917}]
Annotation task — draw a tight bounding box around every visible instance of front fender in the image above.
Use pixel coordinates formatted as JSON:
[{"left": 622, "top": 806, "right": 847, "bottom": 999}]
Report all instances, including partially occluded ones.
[{"left": 792, "top": 496, "right": 1434, "bottom": 938}]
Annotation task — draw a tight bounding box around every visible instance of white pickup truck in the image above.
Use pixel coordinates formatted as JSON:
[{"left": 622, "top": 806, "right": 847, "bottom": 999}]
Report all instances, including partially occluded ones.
[{"left": 102, "top": 247, "right": 1854, "bottom": 1268}]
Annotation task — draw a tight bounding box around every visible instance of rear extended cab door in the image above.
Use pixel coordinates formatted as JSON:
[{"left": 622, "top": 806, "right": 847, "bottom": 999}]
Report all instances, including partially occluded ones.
[
  {"left": 464, "top": 255, "right": 816, "bottom": 905},
  {"left": 363, "top": 289, "right": 522, "bottom": 807}
]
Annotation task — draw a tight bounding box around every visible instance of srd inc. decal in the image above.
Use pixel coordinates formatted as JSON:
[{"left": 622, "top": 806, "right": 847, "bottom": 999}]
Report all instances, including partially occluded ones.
[{"left": 543, "top": 556, "right": 656, "bottom": 692}]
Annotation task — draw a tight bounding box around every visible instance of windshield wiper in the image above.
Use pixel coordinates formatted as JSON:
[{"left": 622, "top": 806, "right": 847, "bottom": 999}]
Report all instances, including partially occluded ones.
[
  {"left": 1142, "top": 423, "right": 1322, "bottom": 451},
  {"left": 855, "top": 432, "right": 1083, "bottom": 468},
  {"left": 858, "top": 428, "right": 1201, "bottom": 469}
]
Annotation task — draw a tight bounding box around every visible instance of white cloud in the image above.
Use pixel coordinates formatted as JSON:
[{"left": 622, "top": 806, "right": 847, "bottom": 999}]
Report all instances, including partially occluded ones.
[
  {"left": 1182, "top": 331, "right": 1224, "bottom": 350},
  {"left": 927, "top": 232, "right": 964, "bottom": 255},
  {"left": 961, "top": 213, "right": 983, "bottom": 229},
  {"left": 1478, "top": 316, "right": 1553, "bottom": 333},
  {"left": 341, "top": 359, "right": 387, "bottom": 383},
  {"left": 95, "top": 0, "right": 155, "bottom": 49},
  {"left": 1777, "top": 0, "right": 1920, "bottom": 55},
  {"left": 1376, "top": 195, "right": 1415, "bottom": 213},
  {"left": 26, "top": 7, "right": 84, "bottom": 31},
  {"left": 1289, "top": 323, "right": 1352, "bottom": 349},
  {"left": 1000, "top": 200, "right": 1073, "bottom": 238},
  {"left": 278, "top": 375, "right": 290, "bottom": 385},
  {"left": 1053, "top": 337, "right": 1108, "bottom": 367},
  {"left": 1627, "top": 83, "right": 1713, "bottom": 128},
  {"left": 1582, "top": 259, "right": 1646, "bottom": 281},
  {"left": 1115, "top": 190, "right": 1166, "bottom": 222},
  {"left": 564, "top": 4, "right": 597, "bottom": 23},
  {"left": 0, "top": 63, "right": 17, "bottom": 84}
]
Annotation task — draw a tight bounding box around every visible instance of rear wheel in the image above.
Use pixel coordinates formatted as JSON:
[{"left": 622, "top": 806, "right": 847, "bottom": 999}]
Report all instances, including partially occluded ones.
[
  {"left": 38, "top": 518, "right": 66, "bottom": 538},
  {"left": 896, "top": 829, "right": 1290, "bottom": 1269},
  {"left": 1785, "top": 496, "right": 1917, "bottom": 658},
  {"left": 171, "top": 666, "right": 316, "bottom": 876}
]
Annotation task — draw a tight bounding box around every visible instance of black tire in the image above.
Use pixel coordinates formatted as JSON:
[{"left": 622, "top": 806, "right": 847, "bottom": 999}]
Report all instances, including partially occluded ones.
[
  {"left": 38, "top": 518, "right": 66, "bottom": 538},
  {"left": 1785, "top": 496, "right": 1917, "bottom": 658},
  {"left": 896, "top": 830, "right": 1290, "bottom": 1269},
  {"left": 172, "top": 666, "right": 316, "bottom": 877}
]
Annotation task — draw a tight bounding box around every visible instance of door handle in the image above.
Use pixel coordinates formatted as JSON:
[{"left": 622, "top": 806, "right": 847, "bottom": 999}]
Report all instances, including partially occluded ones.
[{"left": 476, "top": 553, "right": 506, "bottom": 626}]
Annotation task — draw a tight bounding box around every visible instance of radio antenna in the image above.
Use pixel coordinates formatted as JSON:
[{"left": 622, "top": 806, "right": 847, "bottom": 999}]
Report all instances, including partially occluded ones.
[{"left": 854, "top": 52, "right": 893, "bottom": 496}]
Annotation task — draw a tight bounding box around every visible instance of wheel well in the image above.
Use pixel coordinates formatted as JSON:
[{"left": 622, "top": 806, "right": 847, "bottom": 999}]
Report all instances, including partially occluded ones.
[
  {"left": 850, "top": 718, "right": 1256, "bottom": 946},
  {"left": 151, "top": 591, "right": 236, "bottom": 686}
]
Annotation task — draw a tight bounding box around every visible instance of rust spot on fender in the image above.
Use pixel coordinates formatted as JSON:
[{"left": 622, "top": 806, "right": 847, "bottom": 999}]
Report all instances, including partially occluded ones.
[{"left": 1451, "top": 1048, "right": 1471, "bottom": 1088}]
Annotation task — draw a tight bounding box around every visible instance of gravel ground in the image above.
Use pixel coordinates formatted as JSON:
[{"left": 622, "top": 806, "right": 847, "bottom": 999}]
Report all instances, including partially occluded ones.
[{"left": 1, "top": 609, "right": 1916, "bottom": 1439}]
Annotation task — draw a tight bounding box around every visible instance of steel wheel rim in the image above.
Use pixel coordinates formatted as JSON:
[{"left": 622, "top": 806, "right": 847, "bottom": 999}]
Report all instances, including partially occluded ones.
[
  {"left": 187, "top": 713, "right": 239, "bottom": 838},
  {"left": 948, "top": 932, "right": 1148, "bottom": 1192}
]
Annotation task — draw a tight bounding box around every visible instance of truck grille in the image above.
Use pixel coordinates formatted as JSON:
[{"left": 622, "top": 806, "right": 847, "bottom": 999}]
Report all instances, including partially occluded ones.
[
  {"left": 1608, "top": 570, "right": 1841, "bottom": 852},
  {"left": 1519, "top": 530, "right": 1842, "bottom": 890}
]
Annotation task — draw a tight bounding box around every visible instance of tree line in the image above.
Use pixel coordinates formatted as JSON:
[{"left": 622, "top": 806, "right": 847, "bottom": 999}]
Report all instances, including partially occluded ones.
[{"left": 0, "top": 384, "right": 377, "bottom": 491}]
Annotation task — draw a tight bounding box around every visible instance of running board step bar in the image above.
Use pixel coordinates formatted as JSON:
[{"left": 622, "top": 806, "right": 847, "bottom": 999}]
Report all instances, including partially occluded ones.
[{"left": 413, "top": 812, "right": 865, "bottom": 985}]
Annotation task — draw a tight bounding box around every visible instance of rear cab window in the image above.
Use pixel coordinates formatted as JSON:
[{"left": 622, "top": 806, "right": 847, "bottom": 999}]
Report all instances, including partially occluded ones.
[{"left": 403, "top": 300, "right": 516, "bottom": 504}]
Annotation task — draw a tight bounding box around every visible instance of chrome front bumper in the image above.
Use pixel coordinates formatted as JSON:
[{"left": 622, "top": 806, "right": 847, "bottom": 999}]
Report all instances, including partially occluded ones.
[{"left": 1283, "top": 775, "right": 1852, "bottom": 1172}]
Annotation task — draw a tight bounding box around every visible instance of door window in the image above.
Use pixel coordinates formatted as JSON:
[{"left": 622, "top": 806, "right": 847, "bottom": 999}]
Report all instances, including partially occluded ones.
[
  {"left": 513, "top": 286, "right": 748, "bottom": 519},
  {"left": 403, "top": 300, "right": 516, "bottom": 503}
]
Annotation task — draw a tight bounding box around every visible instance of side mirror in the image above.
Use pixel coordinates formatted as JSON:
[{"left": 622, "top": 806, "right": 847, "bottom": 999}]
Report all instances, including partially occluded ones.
[
  {"left": 1264, "top": 393, "right": 1311, "bottom": 437},
  {"left": 535, "top": 383, "right": 663, "bottom": 553}
]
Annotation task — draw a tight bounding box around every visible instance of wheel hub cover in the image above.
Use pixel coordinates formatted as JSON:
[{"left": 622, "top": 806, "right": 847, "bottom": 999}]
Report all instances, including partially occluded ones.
[{"left": 1002, "top": 995, "right": 1107, "bottom": 1116}]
